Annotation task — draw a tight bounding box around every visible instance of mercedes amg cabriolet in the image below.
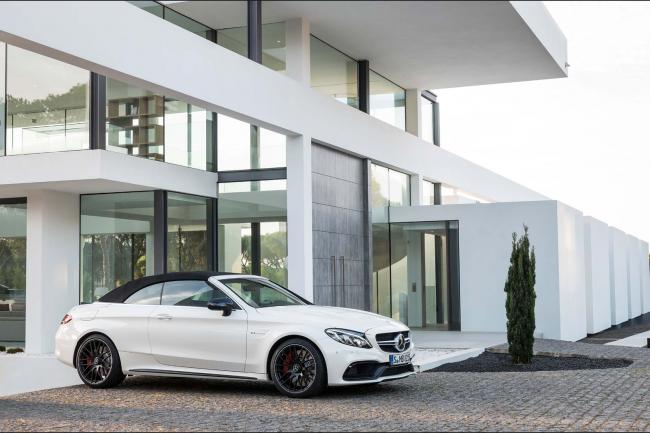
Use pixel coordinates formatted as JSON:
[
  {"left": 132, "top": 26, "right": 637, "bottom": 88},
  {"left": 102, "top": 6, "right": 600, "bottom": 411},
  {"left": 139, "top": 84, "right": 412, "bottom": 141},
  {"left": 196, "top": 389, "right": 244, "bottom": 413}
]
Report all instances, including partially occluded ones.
[{"left": 55, "top": 272, "right": 415, "bottom": 397}]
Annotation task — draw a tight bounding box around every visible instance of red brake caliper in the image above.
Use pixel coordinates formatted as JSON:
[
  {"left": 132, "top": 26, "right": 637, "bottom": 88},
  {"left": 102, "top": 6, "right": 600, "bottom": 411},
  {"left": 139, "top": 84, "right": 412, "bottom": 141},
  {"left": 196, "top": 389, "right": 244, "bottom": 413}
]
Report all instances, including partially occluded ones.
[{"left": 282, "top": 351, "right": 295, "bottom": 375}]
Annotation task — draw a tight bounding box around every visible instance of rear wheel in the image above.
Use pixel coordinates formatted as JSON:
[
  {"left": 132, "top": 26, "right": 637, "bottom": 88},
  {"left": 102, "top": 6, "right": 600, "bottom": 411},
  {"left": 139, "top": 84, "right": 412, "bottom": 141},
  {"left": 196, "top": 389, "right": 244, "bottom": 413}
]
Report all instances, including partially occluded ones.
[
  {"left": 270, "top": 338, "right": 327, "bottom": 398},
  {"left": 76, "top": 335, "right": 125, "bottom": 389}
]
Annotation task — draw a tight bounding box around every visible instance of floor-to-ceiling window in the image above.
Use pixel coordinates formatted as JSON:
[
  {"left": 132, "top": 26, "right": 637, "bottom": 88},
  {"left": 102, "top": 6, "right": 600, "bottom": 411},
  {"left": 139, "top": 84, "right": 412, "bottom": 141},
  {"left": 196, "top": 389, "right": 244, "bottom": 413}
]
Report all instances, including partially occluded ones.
[
  {"left": 420, "top": 91, "right": 440, "bottom": 146},
  {"left": 106, "top": 78, "right": 212, "bottom": 169},
  {"left": 423, "top": 180, "right": 437, "bottom": 206},
  {"left": 0, "top": 199, "right": 26, "bottom": 344},
  {"left": 217, "top": 115, "right": 286, "bottom": 171},
  {"left": 0, "top": 43, "right": 5, "bottom": 156},
  {"left": 80, "top": 192, "right": 156, "bottom": 303},
  {"left": 4, "top": 45, "right": 89, "bottom": 155},
  {"left": 310, "top": 35, "right": 359, "bottom": 109},
  {"left": 369, "top": 70, "right": 406, "bottom": 131},
  {"left": 370, "top": 163, "right": 410, "bottom": 317},
  {"left": 217, "top": 180, "right": 288, "bottom": 286},
  {"left": 167, "top": 192, "right": 209, "bottom": 272}
]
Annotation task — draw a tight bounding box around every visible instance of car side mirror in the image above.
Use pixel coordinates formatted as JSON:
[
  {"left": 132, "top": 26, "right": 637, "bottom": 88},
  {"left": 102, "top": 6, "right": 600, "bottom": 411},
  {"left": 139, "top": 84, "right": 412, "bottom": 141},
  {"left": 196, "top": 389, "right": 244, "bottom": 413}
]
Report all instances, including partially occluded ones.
[{"left": 207, "top": 299, "right": 233, "bottom": 316}]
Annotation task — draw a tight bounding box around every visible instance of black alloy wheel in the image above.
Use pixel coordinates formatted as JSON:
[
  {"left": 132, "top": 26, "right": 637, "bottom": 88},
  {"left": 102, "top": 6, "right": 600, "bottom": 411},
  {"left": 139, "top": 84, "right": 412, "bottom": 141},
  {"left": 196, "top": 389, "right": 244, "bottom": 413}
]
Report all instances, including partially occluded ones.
[
  {"left": 270, "top": 338, "right": 326, "bottom": 398},
  {"left": 76, "top": 335, "right": 125, "bottom": 389}
]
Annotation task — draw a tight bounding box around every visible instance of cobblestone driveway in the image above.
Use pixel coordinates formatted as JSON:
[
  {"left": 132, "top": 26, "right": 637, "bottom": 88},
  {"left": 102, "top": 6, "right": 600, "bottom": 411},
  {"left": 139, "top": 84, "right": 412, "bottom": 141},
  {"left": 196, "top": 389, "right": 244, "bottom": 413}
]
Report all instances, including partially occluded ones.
[{"left": 2, "top": 340, "right": 650, "bottom": 432}]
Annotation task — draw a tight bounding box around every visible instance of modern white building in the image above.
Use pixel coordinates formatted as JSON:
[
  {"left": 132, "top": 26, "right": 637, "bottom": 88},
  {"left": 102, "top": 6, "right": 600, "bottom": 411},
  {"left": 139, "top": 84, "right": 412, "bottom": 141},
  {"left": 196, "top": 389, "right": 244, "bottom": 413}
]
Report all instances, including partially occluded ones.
[{"left": 0, "top": 1, "right": 648, "bottom": 395}]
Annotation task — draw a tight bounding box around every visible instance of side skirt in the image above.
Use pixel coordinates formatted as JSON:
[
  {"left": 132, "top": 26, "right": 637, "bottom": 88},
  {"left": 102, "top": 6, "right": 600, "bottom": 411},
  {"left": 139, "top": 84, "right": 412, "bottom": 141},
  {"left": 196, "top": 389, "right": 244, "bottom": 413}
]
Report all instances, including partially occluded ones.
[{"left": 128, "top": 369, "right": 261, "bottom": 381}]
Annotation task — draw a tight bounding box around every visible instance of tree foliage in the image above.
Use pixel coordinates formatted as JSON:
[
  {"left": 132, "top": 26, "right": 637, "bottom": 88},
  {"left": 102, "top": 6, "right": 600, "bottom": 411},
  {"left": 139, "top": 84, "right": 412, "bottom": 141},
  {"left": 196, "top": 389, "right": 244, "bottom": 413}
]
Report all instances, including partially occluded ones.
[{"left": 504, "top": 226, "right": 536, "bottom": 364}]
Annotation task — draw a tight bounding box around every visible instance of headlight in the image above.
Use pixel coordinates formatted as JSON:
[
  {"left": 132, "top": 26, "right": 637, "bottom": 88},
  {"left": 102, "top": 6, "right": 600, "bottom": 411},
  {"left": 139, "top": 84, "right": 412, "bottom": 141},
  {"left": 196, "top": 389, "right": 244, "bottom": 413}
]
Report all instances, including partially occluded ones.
[{"left": 325, "top": 328, "right": 373, "bottom": 349}]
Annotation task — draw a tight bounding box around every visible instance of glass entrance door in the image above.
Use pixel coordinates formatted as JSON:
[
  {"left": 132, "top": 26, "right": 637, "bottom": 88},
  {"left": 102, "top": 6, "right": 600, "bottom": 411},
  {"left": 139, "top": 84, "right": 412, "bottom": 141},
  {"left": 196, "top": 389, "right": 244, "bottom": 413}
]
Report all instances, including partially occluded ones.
[{"left": 374, "top": 220, "right": 459, "bottom": 330}]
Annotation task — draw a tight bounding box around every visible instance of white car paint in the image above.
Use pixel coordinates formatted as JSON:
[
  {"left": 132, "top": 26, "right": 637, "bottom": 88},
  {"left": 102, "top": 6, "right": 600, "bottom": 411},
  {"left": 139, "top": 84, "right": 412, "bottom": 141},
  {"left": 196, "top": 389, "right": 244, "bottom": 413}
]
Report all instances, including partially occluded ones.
[{"left": 55, "top": 275, "right": 416, "bottom": 387}]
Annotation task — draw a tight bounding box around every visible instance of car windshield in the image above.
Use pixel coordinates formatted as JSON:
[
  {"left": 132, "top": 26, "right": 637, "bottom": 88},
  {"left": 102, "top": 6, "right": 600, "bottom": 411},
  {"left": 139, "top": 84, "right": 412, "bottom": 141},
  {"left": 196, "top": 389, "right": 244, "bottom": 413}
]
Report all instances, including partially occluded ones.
[{"left": 221, "top": 278, "right": 306, "bottom": 308}]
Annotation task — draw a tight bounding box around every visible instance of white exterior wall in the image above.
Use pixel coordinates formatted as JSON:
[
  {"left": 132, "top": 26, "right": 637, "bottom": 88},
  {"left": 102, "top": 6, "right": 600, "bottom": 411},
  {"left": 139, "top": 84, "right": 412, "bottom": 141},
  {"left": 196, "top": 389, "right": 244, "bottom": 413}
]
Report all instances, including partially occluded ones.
[
  {"left": 390, "top": 201, "right": 587, "bottom": 341},
  {"left": 25, "top": 190, "right": 79, "bottom": 354},
  {"left": 627, "top": 235, "right": 643, "bottom": 319},
  {"left": 583, "top": 217, "right": 612, "bottom": 334},
  {"left": 639, "top": 241, "right": 650, "bottom": 314},
  {"left": 609, "top": 227, "right": 630, "bottom": 325},
  {"left": 556, "top": 203, "right": 587, "bottom": 341}
]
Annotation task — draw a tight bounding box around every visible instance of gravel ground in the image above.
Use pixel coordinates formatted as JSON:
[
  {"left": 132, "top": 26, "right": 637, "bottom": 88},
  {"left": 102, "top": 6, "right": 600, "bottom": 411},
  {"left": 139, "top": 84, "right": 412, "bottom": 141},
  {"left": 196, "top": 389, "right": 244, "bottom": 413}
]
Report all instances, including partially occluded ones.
[
  {"left": 430, "top": 351, "right": 633, "bottom": 373},
  {"left": 2, "top": 339, "right": 650, "bottom": 432}
]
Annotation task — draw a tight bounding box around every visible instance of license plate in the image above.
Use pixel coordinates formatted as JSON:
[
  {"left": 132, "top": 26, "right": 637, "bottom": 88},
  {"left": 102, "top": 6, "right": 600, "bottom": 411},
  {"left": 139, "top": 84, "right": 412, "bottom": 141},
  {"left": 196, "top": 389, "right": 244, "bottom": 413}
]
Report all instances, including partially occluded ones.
[{"left": 389, "top": 353, "right": 411, "bottom": 366}]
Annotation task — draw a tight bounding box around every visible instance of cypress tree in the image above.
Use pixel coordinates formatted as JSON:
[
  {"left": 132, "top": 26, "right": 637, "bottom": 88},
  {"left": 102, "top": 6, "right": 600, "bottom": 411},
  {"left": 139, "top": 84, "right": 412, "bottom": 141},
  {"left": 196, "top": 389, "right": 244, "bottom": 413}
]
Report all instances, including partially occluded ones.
[{"left": 504, "top": 226, "right": 536, "bottom": 364}]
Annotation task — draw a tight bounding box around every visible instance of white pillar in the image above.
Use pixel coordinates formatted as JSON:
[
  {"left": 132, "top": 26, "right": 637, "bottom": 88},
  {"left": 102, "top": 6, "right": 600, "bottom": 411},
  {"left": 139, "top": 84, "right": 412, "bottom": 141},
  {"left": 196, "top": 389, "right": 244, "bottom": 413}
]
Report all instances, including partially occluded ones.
[
  {"left": 286, "top": 134, "right": 313, "bottom": 300},
  {"left": 25, "top": 190, "right": 80, "bottom": 354},
  {"left": 285, "top": 17, "right": 310, "bottom": 85},
  {"left": 405, "top": 89, "right": 422, "bottom": 138}
]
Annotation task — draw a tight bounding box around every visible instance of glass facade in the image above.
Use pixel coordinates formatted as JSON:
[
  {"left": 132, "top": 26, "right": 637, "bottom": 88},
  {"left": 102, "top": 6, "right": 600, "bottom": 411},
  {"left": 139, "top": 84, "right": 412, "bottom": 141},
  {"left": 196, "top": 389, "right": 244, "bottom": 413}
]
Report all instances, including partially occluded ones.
[
  {"left": 217, "top": 114, "right": 286, "bottom": 171},
  {"left": 423, "top": 180, "right": 436, "bottom": 206},
  {"left": 0, "top": 43, "right": 5, "bottom": 156},
  {"left": 421, "top": 93, "right": 439, "bottom": 146},
  {"left": 218, "top": 180, "right": 288, "bottom": 286},
  {"left": 80, "top": 192, "right": 155, "bottom": 303},
  {"left": 310, "top": 36, "right": 359, "bottom": 109},
  {"left": 5, "top": 45, "right": 89, "bottom": 155},
  {"left": 167, "top": 192, "right": 209, "bottom": 272},
  {"left": 0, "top": 200, "right": 26, "bottom": 343},
  {"left": 218, "top": 22, "right": 287, "bottom": 72},
  {"left": 106, "top": 78, "right": 212, "bottom": 169},
  {"left": 369, "top": 70, "right": 405, "bottom": 130},
  {"left": 370, "top": 163, "right": 410, "bottom": 209},
  {"left": 385, "top": 221, "right": 459, "bottom": 328}
]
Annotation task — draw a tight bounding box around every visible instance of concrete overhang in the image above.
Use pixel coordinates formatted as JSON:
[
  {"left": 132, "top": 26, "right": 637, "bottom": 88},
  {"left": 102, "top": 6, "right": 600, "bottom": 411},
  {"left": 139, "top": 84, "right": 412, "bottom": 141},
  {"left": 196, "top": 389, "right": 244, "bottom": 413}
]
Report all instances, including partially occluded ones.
[
  {"left": 0, "top": 150, "right": 219, "bottom": 198},
  {"left": 166, "top": 0, "right": 568, "bottom": 89}
]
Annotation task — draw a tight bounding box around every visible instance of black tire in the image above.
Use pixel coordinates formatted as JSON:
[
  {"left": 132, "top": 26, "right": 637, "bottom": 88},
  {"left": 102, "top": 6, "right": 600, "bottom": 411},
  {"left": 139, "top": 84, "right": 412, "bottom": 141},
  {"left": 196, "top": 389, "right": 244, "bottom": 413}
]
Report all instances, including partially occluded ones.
[
  {"left": 270, "top": 338, "right": 327, "bottom": 398},
  {"left": 75, "top": 334, "right": 125, "bottom": 389}
]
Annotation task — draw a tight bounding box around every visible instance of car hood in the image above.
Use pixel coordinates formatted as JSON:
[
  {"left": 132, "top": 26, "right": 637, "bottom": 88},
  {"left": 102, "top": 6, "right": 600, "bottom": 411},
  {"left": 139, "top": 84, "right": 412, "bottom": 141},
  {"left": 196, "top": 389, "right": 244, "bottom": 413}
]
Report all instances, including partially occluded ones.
[{"left": 254, "top": 305, "right": 407, "bottom": 332}]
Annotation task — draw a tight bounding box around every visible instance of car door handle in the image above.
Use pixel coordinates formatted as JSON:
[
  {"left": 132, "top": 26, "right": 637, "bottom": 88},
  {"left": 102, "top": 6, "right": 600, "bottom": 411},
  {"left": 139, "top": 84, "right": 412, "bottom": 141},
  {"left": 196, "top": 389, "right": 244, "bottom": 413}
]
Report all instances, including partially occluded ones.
[{"left": 156, "top": 314, "right": 173, "bottom": 321}]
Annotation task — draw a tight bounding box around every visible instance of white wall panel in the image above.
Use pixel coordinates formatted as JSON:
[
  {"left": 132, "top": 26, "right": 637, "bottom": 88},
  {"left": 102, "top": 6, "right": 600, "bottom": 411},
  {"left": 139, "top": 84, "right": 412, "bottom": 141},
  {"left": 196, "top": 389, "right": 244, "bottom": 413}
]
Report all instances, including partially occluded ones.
[
  {"left": 583, "top": 217, "right": 612, "bottom": 334},
  {"left": 640, "top": 240, "right": 650, "bottom": 313},
  {"left": 609, "top": 227, "right": 630, "bottom": 325}
]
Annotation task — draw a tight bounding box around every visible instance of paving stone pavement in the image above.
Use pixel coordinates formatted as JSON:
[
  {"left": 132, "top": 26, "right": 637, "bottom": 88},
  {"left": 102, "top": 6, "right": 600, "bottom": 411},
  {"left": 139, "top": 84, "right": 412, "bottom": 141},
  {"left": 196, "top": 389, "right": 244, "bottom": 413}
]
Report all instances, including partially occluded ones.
[{"left": 1, "top": 339, "right": 650, "bottom": 432}]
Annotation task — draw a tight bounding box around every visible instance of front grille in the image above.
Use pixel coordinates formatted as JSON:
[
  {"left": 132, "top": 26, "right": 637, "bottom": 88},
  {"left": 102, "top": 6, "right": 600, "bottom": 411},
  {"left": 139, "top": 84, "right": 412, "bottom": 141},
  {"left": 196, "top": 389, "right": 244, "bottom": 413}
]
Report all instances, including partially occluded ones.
[
  {"left": 375, "top": 331, "right": 411, "bottom": 353},
  {"left": 343, "top": 362, "right": 414, "bottom": 381}
]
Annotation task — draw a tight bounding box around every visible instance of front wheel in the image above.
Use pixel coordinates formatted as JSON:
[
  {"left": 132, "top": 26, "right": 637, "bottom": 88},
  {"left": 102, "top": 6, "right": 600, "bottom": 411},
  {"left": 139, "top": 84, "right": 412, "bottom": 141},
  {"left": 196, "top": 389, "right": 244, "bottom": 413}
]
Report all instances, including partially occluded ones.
[
  {"left": 76, "top": 335, "right": 125, "bottom": 389},
  {"left": 270, "top": 338, "right": 327, "bottom": 398}
]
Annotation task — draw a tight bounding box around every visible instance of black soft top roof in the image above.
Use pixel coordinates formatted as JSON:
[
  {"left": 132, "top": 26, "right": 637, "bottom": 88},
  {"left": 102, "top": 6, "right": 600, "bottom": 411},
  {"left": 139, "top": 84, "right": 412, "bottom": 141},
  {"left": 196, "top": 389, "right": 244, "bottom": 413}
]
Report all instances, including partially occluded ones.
[{"left": 98, "top": 271, "right": 236, "bottom": 303}]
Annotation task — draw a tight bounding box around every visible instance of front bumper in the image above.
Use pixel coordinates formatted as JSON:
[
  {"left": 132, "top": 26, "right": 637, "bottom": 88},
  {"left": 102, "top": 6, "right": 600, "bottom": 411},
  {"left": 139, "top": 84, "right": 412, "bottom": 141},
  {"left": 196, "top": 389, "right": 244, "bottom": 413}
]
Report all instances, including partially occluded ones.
[{"left": 320, "top": 329, "right": 416, "bottom": 386}]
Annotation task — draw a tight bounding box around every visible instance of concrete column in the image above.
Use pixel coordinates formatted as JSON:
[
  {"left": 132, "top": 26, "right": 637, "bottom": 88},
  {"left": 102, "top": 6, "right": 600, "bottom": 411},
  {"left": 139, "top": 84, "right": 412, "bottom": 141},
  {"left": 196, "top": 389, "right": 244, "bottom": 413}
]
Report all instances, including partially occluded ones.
[
  {"left": 410, "top": 173, "right": 423, "bottom": 206},
  {"left": 286, "top": 134, "right": 313, "bottom": 300},
  {"left": 285, "top": 17, "right": 310, "bottom": 85},
  {"left": 405, "top": 89, "right": 422, "bottom": 138},
  {"left": 25, "top": 190, "right": 80, "bottom": 354}
]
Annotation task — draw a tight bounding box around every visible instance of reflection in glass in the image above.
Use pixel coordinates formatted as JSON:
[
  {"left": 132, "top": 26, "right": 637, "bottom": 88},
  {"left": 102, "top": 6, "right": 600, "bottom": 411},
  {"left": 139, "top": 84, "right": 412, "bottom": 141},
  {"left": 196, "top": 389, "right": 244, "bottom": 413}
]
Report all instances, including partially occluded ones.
[
  {"left": 164, "top": 99, "right": 210, "bottom": 170},
  {"left": 216, "top": 22, "right": 286, "bottom": 72},
  {"left": 164, "top": 7, "right": 212, "bottom": 39},
  {"left": 167, "top": 193, "right": 209, "bottom": 273},
  {"left": 310, "top": 36, "right": 358, "bottom": 108},
  {"left": 106, "top": 78, "right": 165, "bottom": 161},
  {"left": 128, "top": 1, "right": 163, "bottom": 17},
  {"left": 0, "top": 201, "right": 26, "bottom": 343},
  {"left": 80, "top": 192, "right": 155, "bottom": 303},
  {"left": 218, "top": 26, "right": 248, "bottom": 57},
  {"left": 0, "top": 43, "right": 5, "bottom": 156},
  {"left": 423, "top": 180, "right": 436, "bottom": 206},
  {"left": 217, "top": 114, "right": 286, "bottom": 171},
  {"left": 369, "top": 70, "right": 405, "bottom": 130},
  {"left": 218, "top": 180, "right": 288, "bottom": 286},
  {"left": 6, "top": 45, "right": 89, "bottom": 155},
  {"left": 370, "top": 163, "right": 410, "bottom": 211}
]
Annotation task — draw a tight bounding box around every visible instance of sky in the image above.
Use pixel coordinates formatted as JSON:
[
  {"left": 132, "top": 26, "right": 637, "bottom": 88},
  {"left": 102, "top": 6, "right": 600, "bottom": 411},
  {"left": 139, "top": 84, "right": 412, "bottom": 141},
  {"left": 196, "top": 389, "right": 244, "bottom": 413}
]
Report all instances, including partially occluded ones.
[{"left": 435, "top": 1, "right": 650, "bottom": 243}]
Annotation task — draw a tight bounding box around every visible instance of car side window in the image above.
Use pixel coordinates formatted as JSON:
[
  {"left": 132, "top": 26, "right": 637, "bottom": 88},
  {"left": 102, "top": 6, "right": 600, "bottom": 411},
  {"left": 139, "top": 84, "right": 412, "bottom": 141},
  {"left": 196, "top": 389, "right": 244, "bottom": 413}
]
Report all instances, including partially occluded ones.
[
  {"left": 124, "top": 283, "right": 163, "bottom": 305},
  {"left": 161, "top": 280, "right": 236, "bottom": 308}
]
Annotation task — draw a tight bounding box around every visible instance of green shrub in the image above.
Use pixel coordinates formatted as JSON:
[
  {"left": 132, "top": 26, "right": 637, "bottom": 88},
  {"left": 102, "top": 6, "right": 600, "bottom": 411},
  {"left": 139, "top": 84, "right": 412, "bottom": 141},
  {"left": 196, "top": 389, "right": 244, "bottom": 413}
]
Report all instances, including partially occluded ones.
[
  {"left": 6, "top": 347, "right": 23, "bottom": 354},
  {"left": 504, "top": 226, "right": 536, "bottom": 364},
  {"left": 0, "top": 346, "right": 5, "bottom": 352}
]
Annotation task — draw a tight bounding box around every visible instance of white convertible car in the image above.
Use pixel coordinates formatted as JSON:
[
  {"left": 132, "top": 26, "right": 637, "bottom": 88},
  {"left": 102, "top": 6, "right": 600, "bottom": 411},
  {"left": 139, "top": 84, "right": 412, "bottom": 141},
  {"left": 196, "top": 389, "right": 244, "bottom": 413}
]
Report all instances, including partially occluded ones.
[{"left": 55, "top": 272, "right": 415, "bottom": 397}]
